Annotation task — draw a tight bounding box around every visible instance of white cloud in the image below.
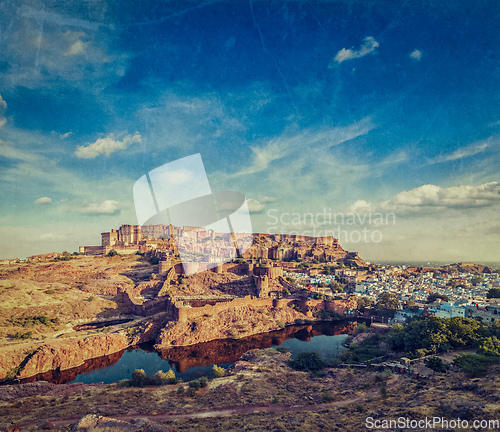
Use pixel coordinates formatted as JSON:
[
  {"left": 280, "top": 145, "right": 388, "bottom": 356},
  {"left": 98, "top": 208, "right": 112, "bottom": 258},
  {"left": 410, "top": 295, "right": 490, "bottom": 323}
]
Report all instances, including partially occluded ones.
[
  {"left": 410, "top": 50, "right": 422, "bottom": 61},
  {"left": 427, "top": 137, "right": 499, "bottom": 165},
  {"left": 78, "top": 200, "right": 122, "bottom": 215},
  {"left": 0, "top": 95, "right": 7, "bottom": 129},
  {"left": 257, "top": 195, "right": 277, "bottom": 204},
  {"left": 0, "top": 140, "right": 39, "bottom": 163},
  {"left": 38, "top": 232, "right": 66, "bottom": 241},
  {"left": 348, "top": 182, "right": 500, "bottom": 215},
  {"left": 35, "top": 197, "right": 52, "bottom": 205},
  {"left": 65, "top": 40, "right": 86, "bottom": 56},
  {"left": 247, "top": 198, "right": 266, "bottom": 214},
  {"left": 75, "top": 133, "right": 141, "bottom": 158},
  {"left": 330, "top": 37, "right": 379, "bottom": 66},
  {"left": 1, "top": 15, "right": 127, "bottom": 91}
]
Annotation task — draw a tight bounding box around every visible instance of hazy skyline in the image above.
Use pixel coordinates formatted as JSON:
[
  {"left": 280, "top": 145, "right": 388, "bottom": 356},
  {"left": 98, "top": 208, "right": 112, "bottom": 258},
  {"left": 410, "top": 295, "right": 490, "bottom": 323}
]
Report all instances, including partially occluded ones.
[{"left": 0, "top": 0, "right": 499, "bottom": 263}]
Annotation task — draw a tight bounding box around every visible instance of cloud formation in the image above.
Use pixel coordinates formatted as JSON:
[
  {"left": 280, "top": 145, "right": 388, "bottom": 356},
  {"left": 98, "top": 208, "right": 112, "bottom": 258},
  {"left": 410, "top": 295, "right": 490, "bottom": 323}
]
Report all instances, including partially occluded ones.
[
  {"left": 35, "top": 197, "right": 52, "bottom": 205},
  {"left": 348, "top": 182, "right": 500, "bottom": 215},
  {"left": 230, "top": 117, "right": 375, "bottom": 177},
  {"left": 78, "top": 200, "right": 121, "bottom": 215},
  {"left": 0, "top": 95, "right": 7, "bottom": 128},
  {"left": 75, "top": 133, "right": 141, "bottom": 158},
  {"left": 247, "top": 198, "right": 266, "bottom": 214},
  {"left": 331, "top": 37, "right": 379, "bottom": 66},
  {"left": 65, "top": 39, "right": 86, "bottom": 56},
  {"left": 426, "top": 137, "right": 498, "bottom": 165},
  {"left": 410, "top": 50, "right": 422, "bottom": 61}
]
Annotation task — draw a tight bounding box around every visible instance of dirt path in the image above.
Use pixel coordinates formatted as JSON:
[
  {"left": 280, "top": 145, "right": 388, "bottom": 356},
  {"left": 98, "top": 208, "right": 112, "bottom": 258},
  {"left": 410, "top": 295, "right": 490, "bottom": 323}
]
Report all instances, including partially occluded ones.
[{"left": 27, "top": 376, "right": 402, "bottom": 428}]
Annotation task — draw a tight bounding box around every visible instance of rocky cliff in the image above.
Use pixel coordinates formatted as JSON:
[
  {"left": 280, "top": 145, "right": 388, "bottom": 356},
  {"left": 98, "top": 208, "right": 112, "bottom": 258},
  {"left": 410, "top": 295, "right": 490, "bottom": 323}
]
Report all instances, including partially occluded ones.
[
  {"left": 0, "top": 317, "right": 163, "bottom": 380},
  {"left": 155, "top": 303, "right": 307, "bottom": 348}
]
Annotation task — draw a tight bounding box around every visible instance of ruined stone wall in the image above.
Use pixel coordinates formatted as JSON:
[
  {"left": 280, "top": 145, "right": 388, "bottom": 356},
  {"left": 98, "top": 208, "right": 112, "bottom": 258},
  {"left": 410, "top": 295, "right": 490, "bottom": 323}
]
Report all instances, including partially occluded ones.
[
  {"left": 177, "top": 296, "right": 274, "bottom": 322},
  {"left": 278, "top": 276, "right": 296, "bottom": 293},
  {"left": 80, "top": 246, "right": 103, "bottom": 255},
  {"left": 103, "top": 245, "right": 140, "bottom": 255},
  {"left": 158, "top": 259, "right": 172, "bottom": 275},
  {"left": 117, "top": 288, "right": 176, "bottom": 318},
  {"left": 118, "top": 286, "right": 355, "bottom": 323},
  {"left": 223, "top": 263, "right": 253, "bottom": 276}
]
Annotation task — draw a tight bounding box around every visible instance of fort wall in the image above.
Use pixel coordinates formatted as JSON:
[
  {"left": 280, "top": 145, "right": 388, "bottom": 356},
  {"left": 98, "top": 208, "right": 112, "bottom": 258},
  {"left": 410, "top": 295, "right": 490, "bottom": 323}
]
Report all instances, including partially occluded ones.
[{"left": 118, "top": 286, "right": 356, "bottom": 324}]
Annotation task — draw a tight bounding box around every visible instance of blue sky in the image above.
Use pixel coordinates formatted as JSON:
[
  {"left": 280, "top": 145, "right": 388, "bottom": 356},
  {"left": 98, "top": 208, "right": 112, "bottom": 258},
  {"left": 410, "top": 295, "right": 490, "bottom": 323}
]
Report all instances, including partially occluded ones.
[{"left": 0, "top": 0, "right": 499, "bottom": 263}]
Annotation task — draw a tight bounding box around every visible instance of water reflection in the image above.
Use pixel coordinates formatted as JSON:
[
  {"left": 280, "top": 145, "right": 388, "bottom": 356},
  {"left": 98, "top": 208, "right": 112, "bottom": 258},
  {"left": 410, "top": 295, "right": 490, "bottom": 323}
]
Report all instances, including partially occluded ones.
[{"left": 18, "top": 321, "right": 356, "bottom": 385}]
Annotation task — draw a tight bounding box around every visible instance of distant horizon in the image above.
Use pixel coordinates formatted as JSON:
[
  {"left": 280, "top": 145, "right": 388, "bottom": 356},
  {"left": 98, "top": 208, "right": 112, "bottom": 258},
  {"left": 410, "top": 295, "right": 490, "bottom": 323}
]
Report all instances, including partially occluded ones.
[{"left": 7, "top": 221, "right": 499, "bottom": 270}]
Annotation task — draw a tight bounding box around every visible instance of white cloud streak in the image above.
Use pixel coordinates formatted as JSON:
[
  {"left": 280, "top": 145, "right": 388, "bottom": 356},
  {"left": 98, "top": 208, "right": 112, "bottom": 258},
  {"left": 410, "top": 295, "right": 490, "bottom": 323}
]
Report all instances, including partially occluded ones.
[
  {"left": 330, "top": 37, "right": 379, "bottom": 66},
  {"left": 0, "top": 95, "right": 6, "bottom": 129},
  {"left": 75, "top": 133, "right": 141, "bottom": 158},
  {"left": 426, "top": 137, "right": 499, "bottom": 165},
  {"left": 35, "top": 197, "right": 52, "bottom": 205},
  {"left": 78, "top": 200, "right": 121, "bottom": 215},
  {"left": 228, "top": 117, "right": 375, "bottom": 178}
]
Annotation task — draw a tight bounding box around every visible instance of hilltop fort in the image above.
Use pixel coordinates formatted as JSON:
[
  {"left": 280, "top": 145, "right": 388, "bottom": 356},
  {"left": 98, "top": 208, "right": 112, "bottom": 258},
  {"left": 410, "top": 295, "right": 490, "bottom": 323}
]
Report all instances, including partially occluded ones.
[{"left": 80, "top": 224, "right": 365, "bottom": 267}]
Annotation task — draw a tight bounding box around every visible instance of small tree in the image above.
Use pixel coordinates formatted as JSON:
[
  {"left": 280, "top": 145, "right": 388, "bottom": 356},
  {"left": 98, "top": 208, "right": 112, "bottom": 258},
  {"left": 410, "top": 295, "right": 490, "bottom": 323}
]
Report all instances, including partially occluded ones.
[
  {"left": 212, "top": 364, "right": 225, "bottom": 378},
  {"left": 153, "top": 369, "right": 177, "bottom": 385},
  {"left": 478, "top": 336, "right": 500, "bottom": 356},
  {"left": 424, "top": 356, "right": 449, "bottom": 373},
  {"left": 130, "top": 369, "right": 147, "bottom": 387},
  {"left": 487, "top": 288, "right": 500, "bottom": 299},
  {"left": 289, "top": 351, "right": 326, "bottom": 372},
  {"left": 106, "top": 249, "right": 118, "bottom": 257}
]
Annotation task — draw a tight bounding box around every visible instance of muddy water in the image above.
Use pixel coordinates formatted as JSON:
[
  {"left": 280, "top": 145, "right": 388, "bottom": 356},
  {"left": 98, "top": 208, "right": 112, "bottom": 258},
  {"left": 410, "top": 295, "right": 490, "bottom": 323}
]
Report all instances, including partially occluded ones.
[{"left": 19, "top": 321, "right": 356, "bottom": 385}]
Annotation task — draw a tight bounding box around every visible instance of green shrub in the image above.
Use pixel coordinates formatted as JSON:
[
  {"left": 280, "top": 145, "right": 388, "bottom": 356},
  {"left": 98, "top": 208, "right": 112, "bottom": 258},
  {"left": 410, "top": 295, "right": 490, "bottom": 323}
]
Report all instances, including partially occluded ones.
[
  {"left": 189, "top": 379, "right": 201, "bottom": 390},
  {"left": 322, "top": 391, "right": 333, "bottom": 402},
  {"left": 106, "top": 249, "right": 118, "bottom": 257},
  {"left": 187, "top": 387, "right": 197, "bottom": 397},
  {"left": 380, "top": 386, "right": 388, "bottom": 399},
  {"left": 478, "top": 336, "right": 500, "bottom": 356},
  {"left": 354, "top": 323, "right": 369, "bottom": 334},
  {"left": 12, "top": 331, "right": 32, "bottom": 340},
  {"left": 45, "top": 289, "right": 56, "bottom": 295},
  {"left": 199, "top": 376, "right": 208, "bottom": 388},
  {"left": 130, "top": 369, "right": 147, "bottom": 387},
  {"left": 276, "top": 321, "right": 285, "bottom": 329},
  {"left": 154, "top": 369, "right": 176, "bottom": 385},
  {"left": 117, "top": 379, "right": 130, "bottom": 388},
  {"left": 424, "top": 356, "right": 449, "bottom": 373},
  {"left": 453, "top": 353, "right": 500, "bottom": 377},
  {"left": 177, "top": 386, "right": 185, "bottom": 394},
  {"left": 212, "top": 364, "right": 225, "bottom": 378},
  {"left": 276, "top": 346, "right": 290, "bottom": 353},
  {"left": 289, "top": 352, "right": 326, "bottom": 372}
]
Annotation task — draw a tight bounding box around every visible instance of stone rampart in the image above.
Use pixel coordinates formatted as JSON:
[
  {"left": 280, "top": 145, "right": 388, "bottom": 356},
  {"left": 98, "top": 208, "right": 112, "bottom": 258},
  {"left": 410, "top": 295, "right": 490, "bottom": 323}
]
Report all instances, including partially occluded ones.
[
  {"left": 118, "top": 287, "right": 355, "bottom": 323},
  {"left": 177, "top": 296, "right": 274, "bottom": 322}
]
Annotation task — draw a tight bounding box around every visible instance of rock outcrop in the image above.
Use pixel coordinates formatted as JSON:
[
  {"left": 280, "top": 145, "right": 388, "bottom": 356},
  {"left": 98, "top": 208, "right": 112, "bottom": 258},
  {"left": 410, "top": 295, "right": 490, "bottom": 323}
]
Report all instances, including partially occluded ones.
[
  {"left": 17, "top": 333, "right": 130, "bottom": 379},
  {"left": 0, "top": 316, "right": 163, "bottom": 380},
  {"left": 155, "top": 304, "right": 306, "bottom": 348}
]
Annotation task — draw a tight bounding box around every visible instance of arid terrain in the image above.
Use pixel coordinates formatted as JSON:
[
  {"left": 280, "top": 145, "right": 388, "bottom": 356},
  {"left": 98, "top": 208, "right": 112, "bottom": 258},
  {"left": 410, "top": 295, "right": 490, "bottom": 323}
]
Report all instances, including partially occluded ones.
[
  {"left": 0, "top": 253, "right": 330, "bottom": 381},
  {"left": 1, "top": 347, "right": 500, "bottom": 431}
]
